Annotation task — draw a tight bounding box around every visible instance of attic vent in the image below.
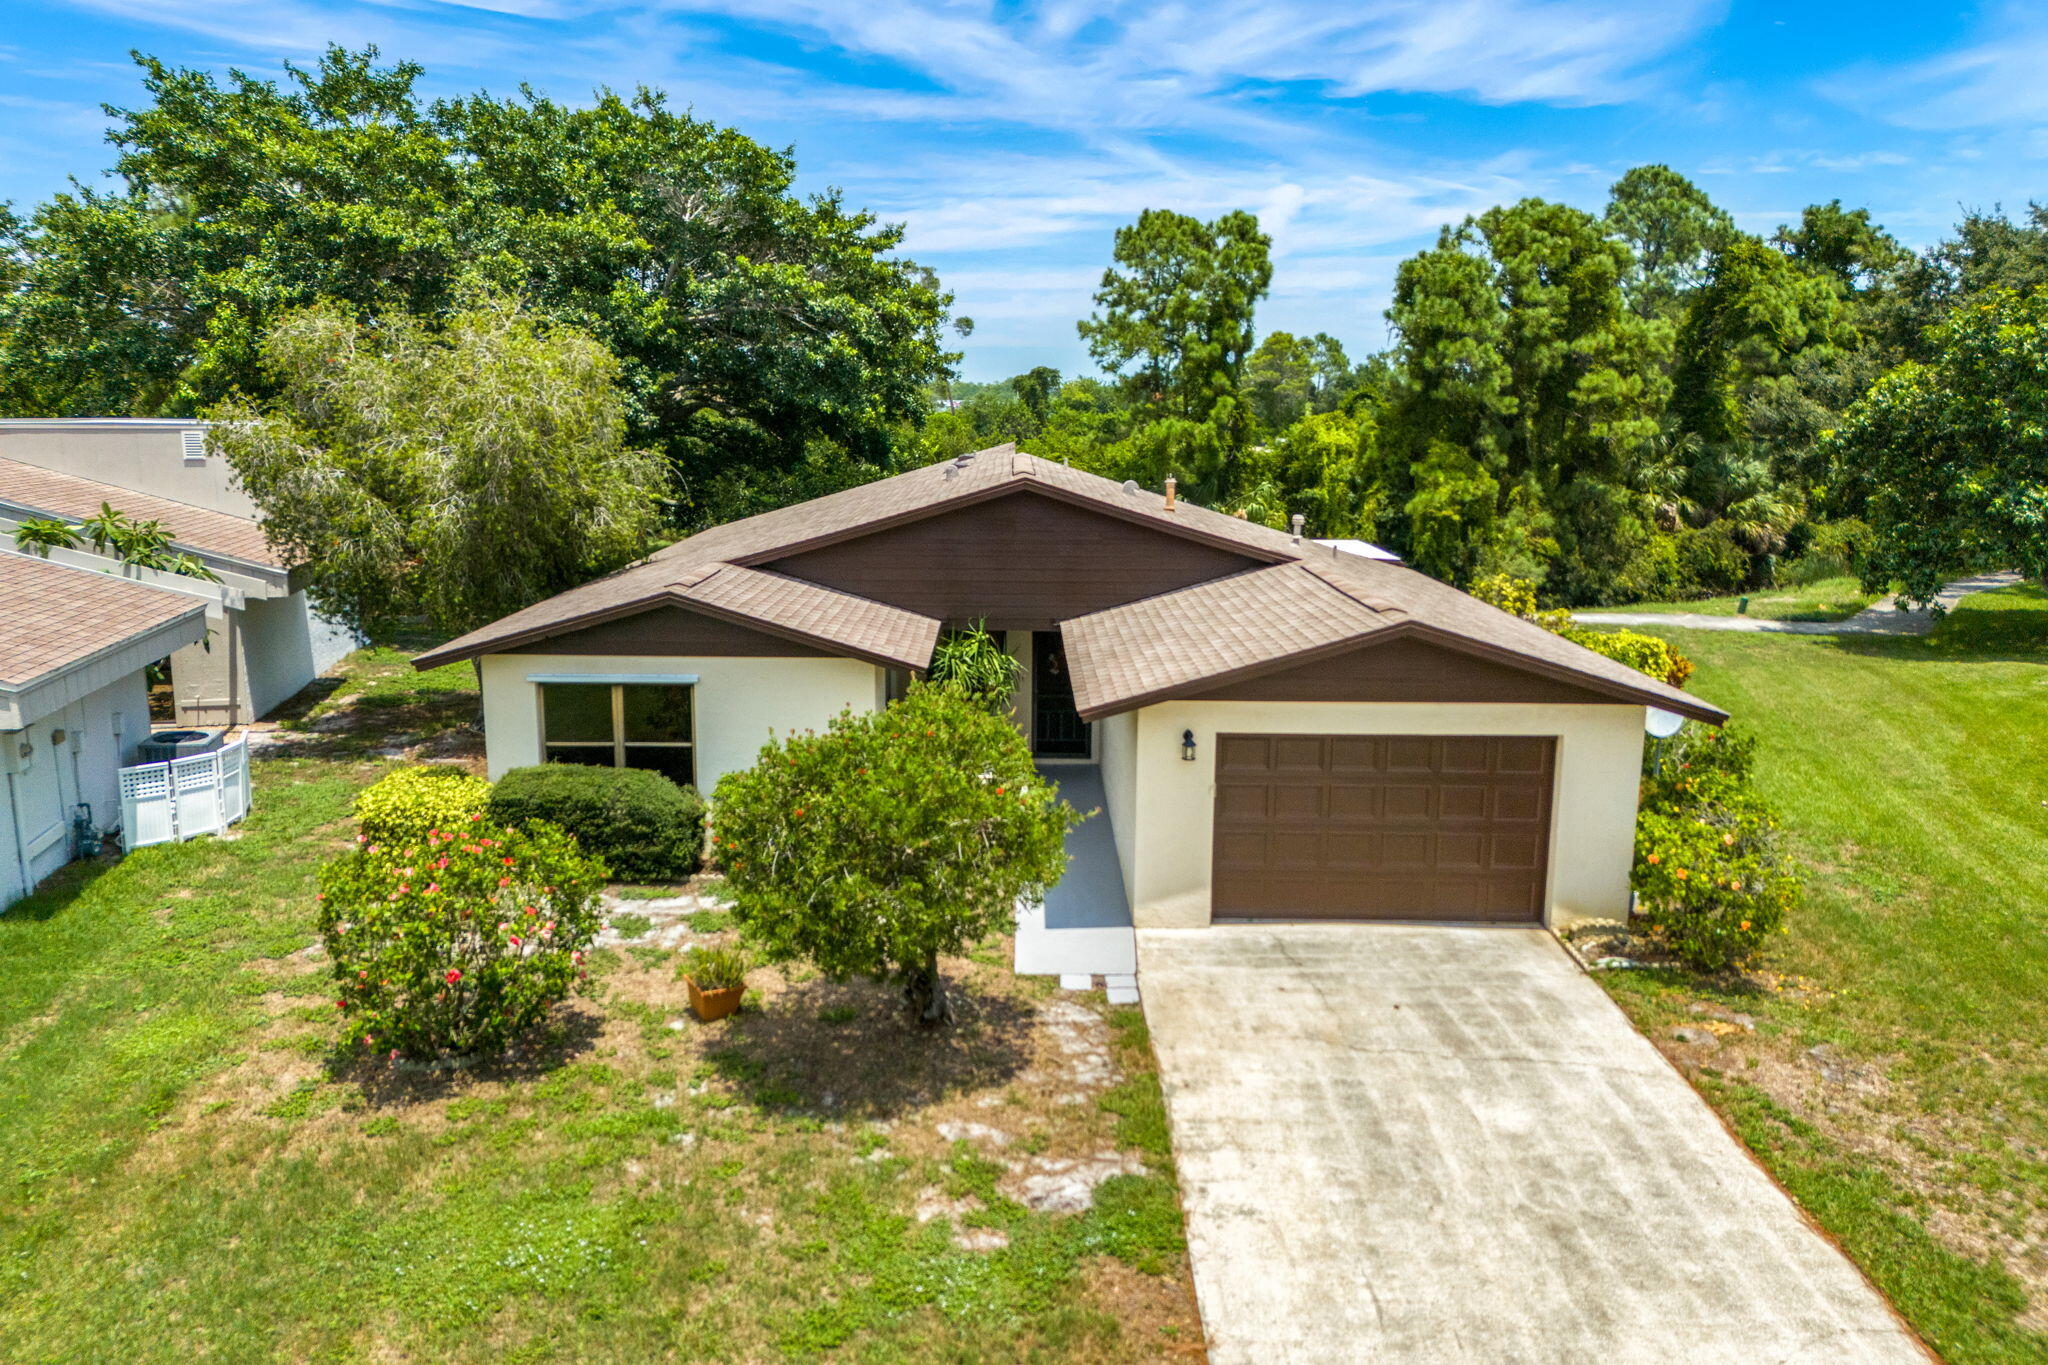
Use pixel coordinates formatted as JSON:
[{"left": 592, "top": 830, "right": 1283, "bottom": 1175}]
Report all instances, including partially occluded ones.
[{"left": 180, "top": 430, "right": 206, "bottom": 465}]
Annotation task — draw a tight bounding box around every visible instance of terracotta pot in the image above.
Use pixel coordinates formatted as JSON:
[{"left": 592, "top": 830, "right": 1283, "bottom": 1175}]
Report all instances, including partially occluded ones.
[{"left": 686, "top": 976, "right": 746, "bottom": 1022}]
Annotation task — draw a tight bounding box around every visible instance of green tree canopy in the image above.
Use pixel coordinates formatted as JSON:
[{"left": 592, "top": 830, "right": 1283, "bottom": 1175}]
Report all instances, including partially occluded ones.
[
  {"left": 1077, "top": 208, "right": 1272, "bottom": 496},
  {"left": 1820, "top": 289, "right": 2048, "bottom": 604},
  {"left": 206, "top": 293, "right": 664, "bottom": 635},
  {"left": 1385, "top": 199, "right": 1667, "bottom": 593},
  {"left": 0, "top": 46, "right": 955, "bottom": 523},
  {"left": 1245, "top": 330, "right": 1352, "bottom": 433},
  {"left": 1604, "top": 164, "right": 1736, "bottom": 319}
]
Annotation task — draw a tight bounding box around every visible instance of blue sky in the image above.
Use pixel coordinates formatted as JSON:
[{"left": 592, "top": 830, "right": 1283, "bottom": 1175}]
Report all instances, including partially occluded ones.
[{"left": 3, "top": 2, "right": 2045, "bottom": 380}]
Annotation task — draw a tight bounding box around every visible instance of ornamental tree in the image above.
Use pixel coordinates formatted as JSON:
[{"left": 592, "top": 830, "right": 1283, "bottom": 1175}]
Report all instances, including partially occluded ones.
[
  {"left": 319, "top": 819, "right": 607, "bottom": 1059},
  {"left": 711, "top": 684, "right": 1077, "bottom": 1026},
  {"left": 1819, "top": 288, "right": 2048, "bottom": 604}
]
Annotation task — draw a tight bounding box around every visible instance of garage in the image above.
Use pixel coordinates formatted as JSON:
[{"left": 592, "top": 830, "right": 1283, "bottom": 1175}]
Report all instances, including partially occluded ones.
[{"left": 1210, "top": 732, "right": 1555, "bottom": 923}]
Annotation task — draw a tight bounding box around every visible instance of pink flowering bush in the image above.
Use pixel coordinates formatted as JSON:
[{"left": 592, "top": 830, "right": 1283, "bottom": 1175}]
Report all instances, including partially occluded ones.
[{"left": 318, "top": 818, "right": 607, "bottom": 1059}]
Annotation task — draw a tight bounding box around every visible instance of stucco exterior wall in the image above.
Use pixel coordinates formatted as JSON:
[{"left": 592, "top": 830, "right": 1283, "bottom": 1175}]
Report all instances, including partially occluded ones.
[
  {"left": 0, "top": 420, "right": 258, "bottom": 517},
  {"left": 1121, "top": 700, "right": 1647, "bottom": 931},
  {"left": 478, "top": 653, "right": 885, "bottom": 792},
  {"left": 4, "top": 669, "right": 147, "bottom": 912},
  {"left": 1094, "top": 707, "right": 1139, "bottom": 902}
]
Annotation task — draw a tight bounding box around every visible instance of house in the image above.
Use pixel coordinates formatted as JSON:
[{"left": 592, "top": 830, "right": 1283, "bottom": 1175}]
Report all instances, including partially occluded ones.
[
  {"left": 1, "top": 551, "right": 209, "bottom": 910},
  {"left": 0, "top": 419, "right": 359, "bottom": 725},
  {"left": 415, "top": 444, "right": 1724, "bottom": 931}
]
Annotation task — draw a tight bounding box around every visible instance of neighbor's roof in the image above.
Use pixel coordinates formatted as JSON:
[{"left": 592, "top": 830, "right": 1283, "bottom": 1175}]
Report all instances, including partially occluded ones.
[
  {"left": 0, "top": 456, "right": 283, "bottom": 570},
  {"left": 414, "top": 444, "right": 1725, "bottom": 723},
  {"left": 0, "top": 551, "right": 208, "bottom": 690}
]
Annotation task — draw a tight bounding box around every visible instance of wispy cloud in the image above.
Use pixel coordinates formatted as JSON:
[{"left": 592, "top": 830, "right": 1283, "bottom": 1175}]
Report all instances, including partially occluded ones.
[{"left": 1821, "top": 5, "right": 2048, "bottom": 131}]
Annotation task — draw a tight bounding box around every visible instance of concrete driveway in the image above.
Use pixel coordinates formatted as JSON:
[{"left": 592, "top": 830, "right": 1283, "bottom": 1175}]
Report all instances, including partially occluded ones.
[{"left": 1138, "top": 924, "right": 1927, "bottom": 1364}]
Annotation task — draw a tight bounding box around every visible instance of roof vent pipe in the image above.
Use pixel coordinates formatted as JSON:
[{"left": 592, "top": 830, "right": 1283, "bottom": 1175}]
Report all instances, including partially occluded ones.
[
  {"left": 1163, "top": 476, "right": 1177, "bottom": 512},
  {"left": 1290, "top": 513, "right": 1304, "bottom": 542}
]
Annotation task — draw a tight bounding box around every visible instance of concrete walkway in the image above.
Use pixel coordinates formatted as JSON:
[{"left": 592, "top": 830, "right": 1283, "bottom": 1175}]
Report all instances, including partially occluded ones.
[
  {"left": 1013, "top": 764, "right": 1137, "bottom": 995},
  {"left": 1577, "top": 570, "right": 2021, "bottom": 635},
  {"left": 1139, "top": 924, "right": 1926, "bottom": 1364}
]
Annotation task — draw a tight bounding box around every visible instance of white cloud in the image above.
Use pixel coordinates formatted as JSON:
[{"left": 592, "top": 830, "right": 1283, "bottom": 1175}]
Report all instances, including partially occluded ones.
[{"left": 1821, "top": 6, "right": 2048, "bottom": 131}]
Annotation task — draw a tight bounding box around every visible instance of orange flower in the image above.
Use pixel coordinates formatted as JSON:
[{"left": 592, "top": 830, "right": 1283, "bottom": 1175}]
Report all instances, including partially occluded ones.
[
  {"left": 1674, "top": 868, "right": 1689, "bottom": 880},
  {"left": 1645, "top": 853, "right": 1661, "bottom": 865}
]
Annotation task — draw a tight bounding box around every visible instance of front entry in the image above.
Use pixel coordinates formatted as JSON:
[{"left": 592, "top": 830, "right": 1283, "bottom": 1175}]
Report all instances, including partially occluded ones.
[
  {"left": 1211, "top": 733, "right": 1554, "bottom": 922},
  {"left": 1031, "top": 632, "right": 1091, "bottom": 757}
]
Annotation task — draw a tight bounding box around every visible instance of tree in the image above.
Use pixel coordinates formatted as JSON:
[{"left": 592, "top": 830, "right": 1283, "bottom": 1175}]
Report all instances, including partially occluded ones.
[
  {"left": 711, "top": 685, "right": 1077, "bottom": 1025},
  {"left": 1774, "top": 200, "right": 1907, "bottom": 295},
  {"left": 1014, "top": 366, "right": 1062, "bottom": 425},
  {"left": 1077, "top": 208, "right": 1272, "bottom": 497},
  {"left": 1819, "top": 289, "right": 2048, "bottom": 605},
  {"left": 1604, "top": 165, "right": 1736, "bottom": 319},
  {"left": 0, "top": 47, "right": 956, "bottom": 523},
  {"left": 206, "top": 293, "right": 663, "bottom": 636},
  {"left": 1246, "top": 331, "right": 1351, "bottom": 432},
  {"left": 1385, "top": 199, "right": 1666, "bottom": 595}
]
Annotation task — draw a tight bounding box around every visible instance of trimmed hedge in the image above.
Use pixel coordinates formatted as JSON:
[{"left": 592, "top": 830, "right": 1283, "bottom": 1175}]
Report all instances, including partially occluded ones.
[
  {"left": 353, "top": 765, "right": 493, "bottom": 844},
  {"left": 487, "top": 764, "right": 706, "bottom": 882}
]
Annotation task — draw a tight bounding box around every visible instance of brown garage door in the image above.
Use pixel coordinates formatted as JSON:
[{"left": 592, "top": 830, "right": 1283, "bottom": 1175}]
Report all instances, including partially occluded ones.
[{"left": 1212, "top": 734, "right": 1554, "bottom": 923}]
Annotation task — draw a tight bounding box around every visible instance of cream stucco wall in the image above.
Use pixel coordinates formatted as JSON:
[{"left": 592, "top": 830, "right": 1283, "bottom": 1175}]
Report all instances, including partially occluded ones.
[
  {"left": 1119, "top": 700, "right": 1647, "bottom": 931},
  {"left": 478, "top": 653, "right": 885, "bottom": 792},
  {"left": 1094, "top": 708, "right": 1139, "bottom": 901}
]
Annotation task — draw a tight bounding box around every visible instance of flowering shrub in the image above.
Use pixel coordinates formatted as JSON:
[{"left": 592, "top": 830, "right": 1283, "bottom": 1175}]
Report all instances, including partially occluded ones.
[
  {"left": 712, "top": 683, "right": 1076, "bottom": 1025},
  {"left": 352, "top": 765, "right": 493, "bottom": 844},
  {"left": 318, "top": 819, "right": 607, "bottom": 1058},
  {"left": 1471, "top": 573, "right": 1694, "bottom": 687},
  {"left": 1632, "top": 726, "right": 1799, "bottom": 971}
]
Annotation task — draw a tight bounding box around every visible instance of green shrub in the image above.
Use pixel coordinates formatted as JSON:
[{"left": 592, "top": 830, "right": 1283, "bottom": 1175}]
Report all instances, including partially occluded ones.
[
  {"left": 713, "top": 685, "right": 1077, "bottom": 1025},
  {"left": 680, "top": 943, "right": 750, "bottom": 991},
  {"left": 1631, "top": 727, "right": 1799, "bottom": 972},
  {"left": 1778, "top": 518, "right": 1873, "bottom": 586},
  {"left": 1560, "top": 625, "right": 1694, "bottom": 689},
  {"left": 1676, "top": 523, "right": 1752, "bottom": 596},
  {"left": 319, "top": 821, "right": 608, "bottom": 1058},
  {"left": 487, "top": 765, "right": 706, "bottom": 882},
  {"left": 352, "top": 765, "right": 493, "bottom": 843},
  {"left": 925, "top": 619, "right": 1021, "bottom": 711}
]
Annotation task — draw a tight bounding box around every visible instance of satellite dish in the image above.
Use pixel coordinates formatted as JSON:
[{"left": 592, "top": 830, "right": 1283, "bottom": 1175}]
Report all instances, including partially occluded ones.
[{"left": 1645, "top": 707, "right": 1686, "bottom": 739}]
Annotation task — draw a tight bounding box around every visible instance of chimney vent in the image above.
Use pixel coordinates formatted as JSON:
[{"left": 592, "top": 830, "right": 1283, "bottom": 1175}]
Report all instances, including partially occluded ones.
[
  {"left": 1163, "top": 476, "right": 1177, "bottom": 512},
  {"left": 1290, "top": 513, "right": 1305, "bottom": 542}
]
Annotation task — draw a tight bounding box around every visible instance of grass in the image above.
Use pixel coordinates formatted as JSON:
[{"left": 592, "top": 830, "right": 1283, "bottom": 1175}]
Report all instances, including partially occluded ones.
[
  {"left": 1599, "top": 585, "right": 2048, "bottom": 1363},
  {"left": 0, "top": 651, "right": 1201, "bottom": 1363},
  {"left": 1580, "top": 574, "right": 1881, "bottom": 621}
]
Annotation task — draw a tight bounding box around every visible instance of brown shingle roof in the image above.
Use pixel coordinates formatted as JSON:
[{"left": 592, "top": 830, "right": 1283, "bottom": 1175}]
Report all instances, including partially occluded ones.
[
  {"left": 412, "top": 444, "right": 1726, "bottom": 722},
  {"left": 0, "top": 456, "right": 283, "bottom": 569},
  {"left": 0, "top": 552, "right": 208, "bottom": 688},
  {"left": 675, "top": 565, "right": 939, "bottom": 670}
]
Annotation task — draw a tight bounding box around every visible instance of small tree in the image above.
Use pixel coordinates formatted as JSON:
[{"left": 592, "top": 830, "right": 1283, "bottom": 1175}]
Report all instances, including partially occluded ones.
[{"left": 712, "top": 685, "right": 1077, "bottom": 1025}]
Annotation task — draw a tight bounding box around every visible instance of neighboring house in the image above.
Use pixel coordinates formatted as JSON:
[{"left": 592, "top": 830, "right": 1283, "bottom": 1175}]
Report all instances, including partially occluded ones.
[
  {"left": 0, "top": 419, "right": 358, "bottom": 725},
  {"left": 1, "top": 551, "right": 208, "bottom": 911},
  {"left": 416, "top": 444, "right": 1724, "bottom": 931}
]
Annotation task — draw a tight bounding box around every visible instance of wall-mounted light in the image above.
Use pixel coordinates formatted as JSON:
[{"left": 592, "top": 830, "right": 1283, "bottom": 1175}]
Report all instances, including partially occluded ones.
[{"left": 1181, "top": 729, "right": 1197, "bottom": 762}]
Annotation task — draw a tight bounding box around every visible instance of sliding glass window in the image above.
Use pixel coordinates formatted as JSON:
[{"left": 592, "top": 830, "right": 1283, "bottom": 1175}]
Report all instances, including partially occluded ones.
[{"left": 540, "top": 682, "right": 695, "bottom": 788}]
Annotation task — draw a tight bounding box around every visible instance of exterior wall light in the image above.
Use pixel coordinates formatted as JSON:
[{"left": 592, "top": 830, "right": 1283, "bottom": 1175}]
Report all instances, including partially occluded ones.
[{"left": 1182, "top": 729, "right": 1197, "bottom": 762}]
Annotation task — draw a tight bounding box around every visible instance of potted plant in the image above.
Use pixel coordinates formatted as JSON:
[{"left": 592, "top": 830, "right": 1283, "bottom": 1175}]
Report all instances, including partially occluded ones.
[{"left": 681, "top": 943, "right": 750, "bottom": 1021}]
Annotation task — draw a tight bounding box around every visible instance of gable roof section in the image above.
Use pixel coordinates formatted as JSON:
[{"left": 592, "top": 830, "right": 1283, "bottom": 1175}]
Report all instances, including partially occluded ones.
[
  {"left": 0, "top": 456, "right": 283, "bottom": 570},
  {"left": 412, "top": 443, "right": 1726, "bottom": 723},
  {"left": 416, "top": 563, "right": 938, "bottom": 672},
  {"left": 0, "top": 551, "right": 208, "bottom": 692}
]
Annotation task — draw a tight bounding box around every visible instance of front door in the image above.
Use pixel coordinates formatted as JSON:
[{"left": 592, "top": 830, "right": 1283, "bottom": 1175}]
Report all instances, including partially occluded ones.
[{"left": 1031, "top": 632, "right": 1091, "bottom": 757}]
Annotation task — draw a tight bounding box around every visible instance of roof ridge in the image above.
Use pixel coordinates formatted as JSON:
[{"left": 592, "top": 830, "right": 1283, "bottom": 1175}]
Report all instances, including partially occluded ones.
[{"left": 1298, "top": 559, "right": 1407, "bottom": 617}]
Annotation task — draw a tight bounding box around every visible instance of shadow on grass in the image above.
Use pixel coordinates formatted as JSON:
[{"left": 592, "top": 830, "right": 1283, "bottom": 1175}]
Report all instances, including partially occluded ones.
[
  {"left": 0, "top": 853, "right": 117, "bottom": 924},
  {"left": 703, "top": 972, "right": 1037, "bottom": 1120},
  {"left": 340, "top": 1005, "right": 608, "bottom": 1106},
  {"left": 1822, "top": 584, "right": 2048, "bottom": 665}
]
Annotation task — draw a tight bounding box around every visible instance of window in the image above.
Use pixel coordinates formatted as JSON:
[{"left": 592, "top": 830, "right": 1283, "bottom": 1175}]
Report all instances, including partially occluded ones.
[{"left": 540, "top": 682, "right": 695, "bottom": 787}]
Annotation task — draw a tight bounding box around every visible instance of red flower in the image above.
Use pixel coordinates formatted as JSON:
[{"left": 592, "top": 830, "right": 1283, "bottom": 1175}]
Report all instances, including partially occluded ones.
[
  {"left": 445, "top": 969, "right": 462, "bottom": 984},
  {"left": 498, "top": 877, "right": 511, "bottom": 888},
  {"left": 502, "top": 856, "right": 515, "bottom": 866}
]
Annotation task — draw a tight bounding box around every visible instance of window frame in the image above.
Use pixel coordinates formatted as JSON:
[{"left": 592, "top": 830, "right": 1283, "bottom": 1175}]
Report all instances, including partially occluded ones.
[{"left": 536, "top": 678, "right": 696, "bottom": 784}]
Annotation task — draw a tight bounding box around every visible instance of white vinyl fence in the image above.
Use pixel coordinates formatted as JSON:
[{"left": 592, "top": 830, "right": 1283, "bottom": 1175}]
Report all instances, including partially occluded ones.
[{"left": 119, "top": 738, "right": 251, "bottom": 849}]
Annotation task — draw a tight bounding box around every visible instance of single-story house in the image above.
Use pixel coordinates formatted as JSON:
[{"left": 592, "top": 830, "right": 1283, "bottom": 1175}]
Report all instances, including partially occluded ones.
[
  {"left": 0, "top": 418, "right": 359, "bottom": 725},
  {"left": 416, "top": 444, "right": 1724, "bottom": 931},
  {"left": 1, "top": 550, "right": 209, "bottom": 911}
]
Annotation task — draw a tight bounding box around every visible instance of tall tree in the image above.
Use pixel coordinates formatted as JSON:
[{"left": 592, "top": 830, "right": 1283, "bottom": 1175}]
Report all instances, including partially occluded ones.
[
  {"left": 1077, "top": 208, "right": 1271, "bottom": 496},
  {"left": 1604, "top": 165, "right": 1736, "bottom": 320},
  {"left": 1820, "top": 289, "right": 2048, "bottom": 604},
  {"left": 206, "top": 294, "right": 663, "bottom": 636},
  {"left": 1013, "top": 365, "right": 1062, "bottom": 426},
  {"left": 1246, "top": 330, "right": 1352, "bottom": 432},
  {"left": 1386, "top": 200, "right": 1667, "bottom": 594},
  {"left": 0, "top": 47, "right": 955, "bottom": 523}
]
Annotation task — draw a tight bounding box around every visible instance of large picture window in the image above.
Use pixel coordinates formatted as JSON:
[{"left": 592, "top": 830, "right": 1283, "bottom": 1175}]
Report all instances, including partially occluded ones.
[{"left": 540, "top": 682, "right": 695, "bottom": 788}]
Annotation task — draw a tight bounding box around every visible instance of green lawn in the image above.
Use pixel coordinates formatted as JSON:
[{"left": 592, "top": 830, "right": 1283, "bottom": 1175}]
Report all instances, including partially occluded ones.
[
  {"left": 0, "top": 671, "right": 1199, "bottom": 1362},
  {"left": 1580, "top": 574, "right": 1881, "bottom": 621},
  {"left": 1599, "top": 585, "right": 2048, "bottom": 1364}
]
